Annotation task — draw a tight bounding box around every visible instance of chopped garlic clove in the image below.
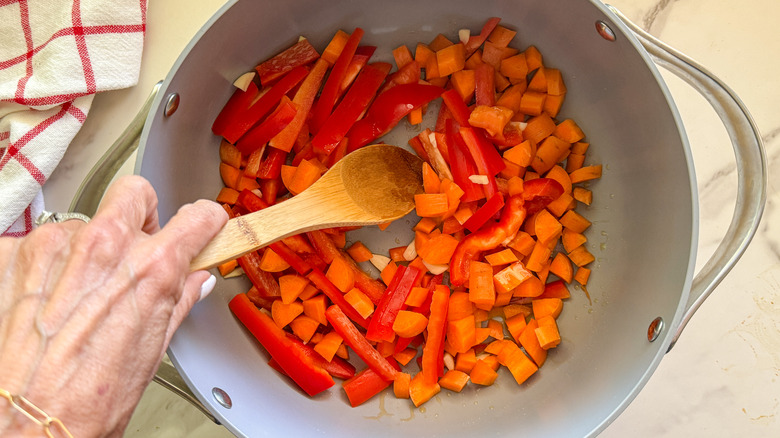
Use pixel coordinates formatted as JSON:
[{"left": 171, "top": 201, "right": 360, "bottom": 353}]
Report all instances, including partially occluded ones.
[
  {"left": 469, "top": 174, "right": 490, "bottom": 185},
  {"left": 422, "top": 260, "right": 449, "bottom": 275},
  {"left": 223, "top": 267, "right": 245, "bottom": 279},
  {"left": 458, "top": 29, "right": 471, "bottom": 44},
  {"left": 232, "top": 72, "right": 255, "bottom": 91},
  {"left": 370, "top": 254, "right": 392, "bottom": 271},
  {"left": 403, "top": 240, "right": 417, "bottom": 261},
  {"left": 443, "top": 352, "right": 455, "bottom": 371}
]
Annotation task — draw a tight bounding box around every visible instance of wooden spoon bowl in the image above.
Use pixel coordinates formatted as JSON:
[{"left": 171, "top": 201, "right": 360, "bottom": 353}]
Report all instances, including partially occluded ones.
[{"left": 191, "top": 144, "right": 423, "bottom": 271}]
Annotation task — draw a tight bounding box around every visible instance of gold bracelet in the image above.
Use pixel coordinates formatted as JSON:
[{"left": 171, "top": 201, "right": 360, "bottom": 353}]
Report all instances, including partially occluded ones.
[{"left": 0, "top": 388, "right": 74, "bottom": 438}]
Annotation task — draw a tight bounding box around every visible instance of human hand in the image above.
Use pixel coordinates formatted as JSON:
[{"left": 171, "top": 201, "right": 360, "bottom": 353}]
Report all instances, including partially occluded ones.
[{"left": 0, "top": 175, "right": 228, "bottom": 437}]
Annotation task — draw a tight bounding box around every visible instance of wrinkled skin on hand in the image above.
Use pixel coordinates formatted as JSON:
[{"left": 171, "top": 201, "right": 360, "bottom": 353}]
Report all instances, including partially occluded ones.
[{"left": 0, "top": 176, "right": 227, "bottom": 437}]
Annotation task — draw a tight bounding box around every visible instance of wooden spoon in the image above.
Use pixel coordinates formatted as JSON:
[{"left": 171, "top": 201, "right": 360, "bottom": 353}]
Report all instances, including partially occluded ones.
[{"left": 190, "top": 144, "right": 423, "bottom": 271}]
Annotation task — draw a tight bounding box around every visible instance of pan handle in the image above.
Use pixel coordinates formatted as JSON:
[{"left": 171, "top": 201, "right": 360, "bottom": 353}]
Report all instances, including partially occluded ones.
[
  {"left": 68, "top": 82, "right": 219, "bottom": 422},
  {"left": 607, "top": 6, "right": 767, "bottom": 351}
]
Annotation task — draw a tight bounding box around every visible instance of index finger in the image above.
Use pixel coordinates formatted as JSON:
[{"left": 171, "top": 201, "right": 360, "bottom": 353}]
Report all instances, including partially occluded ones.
[
  {"left": 95, "top": 175, "right": 161, "bottom": 235},
  {"left": 154, "top": 199, "right": 229, "bottom": 268}
]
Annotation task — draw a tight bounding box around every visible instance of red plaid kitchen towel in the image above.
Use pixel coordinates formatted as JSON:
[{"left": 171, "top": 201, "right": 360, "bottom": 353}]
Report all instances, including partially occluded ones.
[{"left": 0, "top": 0, "right": 147, "bottom": 236}]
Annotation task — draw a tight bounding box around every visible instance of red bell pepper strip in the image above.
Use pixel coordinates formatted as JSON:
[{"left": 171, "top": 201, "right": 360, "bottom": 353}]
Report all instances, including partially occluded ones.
[
  {"left": 475, "top": 63, "right": 496, "bottom": 106},
  {"left": 229, "top": 293, "right": 334, "bottom": 396},
  {"left": 235, "top": 98, "right": 298, "bottom": 155},
  {"left": 236, "top": 188, "right": 269, "bottom": 212},
  {"left": 311, "top": 62, "right": 391, "bottom": 154},
  {"left": 326, "top": 305, "right": 399, "bottom": 382},
  {"left": 269, "top": 241, "right": 313, "bottom": 275},
  {"left": 522, "top": 177, "right": 566, "bottom": 215},
  {"left": 217, "top": 66, "right": 309, "bottom": 144},
  {"left": 446, "top": 120, "right": 484, "bottom": 202},
  {"left": 237, "top": 250, "right": 281, "bottom": 298},
  {"left": 269, "top": 58, "right": 329, "bottom": 152},
  {"left": 465, "top": 17, "right": 501, "bottom": 57},
  {"left": 346, "top": 83, "right": 445, "bottom": 151},
  {"left": 342, "top": 361, "right": 401, "bottom": 407},
  {"left": 365, "top": 265, "right": 422, "bottom": 343},
  {"left": 459, "top": 127, "right": 506, "bottom": 177},
  {"left": 308, "top": 268, "right": 370, "bottom": 328},
  {"left": 211, "top": 81, "right": 260, "bottom": 140},
  {"left": 379, "top": 60, "right": 421, "bottom": 93},
  {"left": 261, "top": 177, "right": 281, "bottom": 205},
  {"left": 310, "top": 28, "right": 365, "bottom": 134},
  {"left": 441, "top": 88, "right": 471, "bottom": 127},
  {"left": 462, "top": 192, "right": 505, "bottom": 233},
  {"left": 421, "top": 284, "right": 450, "bottom": 383},
  {"left": 338, "top": 45, "right": 377, "bottom": 99},
  {"left": 449, "top": 194, "right": 527, "bottom": 286},
  {"left": 257, "top": 146, "right": 288, "bottom": 180},
  {"left": 256, "top": 38, "right": 320, "bottom": 86},
  {"left": 285, "top": 334, "right": 356, "bottom": 380}
]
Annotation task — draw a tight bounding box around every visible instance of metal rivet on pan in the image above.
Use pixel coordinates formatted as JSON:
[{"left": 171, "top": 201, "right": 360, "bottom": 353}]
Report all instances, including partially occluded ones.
[
  {"left": 595, "top": 20, "right": 616, "bottom": 42},
  {"left": 164, "top": 93, "right": 180, "bottom": 117},
  {"left": 212, "top": 387, "right": 232, "bottom": 409},
  {"left": 647, "top": 317, "right": 664, "bottom": 342}
]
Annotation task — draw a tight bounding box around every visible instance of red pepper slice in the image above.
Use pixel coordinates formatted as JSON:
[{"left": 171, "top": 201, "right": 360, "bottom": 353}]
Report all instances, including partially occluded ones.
[
  {"left": 311, "top": 62, "right": 391, "bottom": 154},
  {"left": 229, "top": 293, "right": 334, "bottom": 396},
  {"left": 421, "top": 284, "right": 450, "bottom": 383},
  {"left": 459, "top": 127, "right": 506, "bottom": 177},
  {"left": 475, "top": 63, "right": 496, "bottom": 106},
  {"left": 284, "top": 334, "right": 356, "bottom": 380},
  {"left": 365, "top": 265, "right": 423, "bottom": 343},
  {"left": 441, "top": 88, "right": 471, "bottom": 127},
  {"left": 446, "top": 120, "right": 484, "bottom": 202},
  {"left": 217, "top": 66, "right": 309, "bottom": 144},
  {"left": 237, "top": 250, "right": 281, "bottom": 298},
  {"left": 449, "top": 194, "right": 527, "bottom": 286},
  {"left": 307, "top": 268, "right": 370, "bottom": 328},
  {"left": 310, "top": 28, "right": 365, "bottom": 134},
  {"left": 326, "top": 305, "right": 399, "bottom": 382},
  {"left": 463, "top": 192, "right": 505, "bottom": 233},
  {"left": 338, "top": 46, "right": 377, "bottom": 99},
  {"left": 211, "top": 81, "right": 261, "bottom": 140},
  {"left": 235, "top": 98, "right": 298, "bottom": 155},
  {"left": 522, "top": 177, "right": 566, "bottom": 215},
  {"left": 256, "top": 38, "right": 320, "bottom": 86},
  {"left": 257, "top": 146, "right": 288, "bottom": 180},
  {"left": 260, "top": 177, "right": 281, "bottom": 205},
  {"left": 236, "top": 188, "right": 269, "bottom": 212},
  {"left": 342, "top": 360, "right": 401, "bottom": 407},
  {"left": 347, "top": 83, "right": 444, "bottom": 151},
  {"left": 465, "top": 17, "right": 501, "bottom": 57}
]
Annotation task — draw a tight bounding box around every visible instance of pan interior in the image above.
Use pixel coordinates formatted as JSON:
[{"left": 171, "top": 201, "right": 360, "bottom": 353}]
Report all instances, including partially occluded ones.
[{"left": 137, "top": 0, "right": 696, "bottom": 436}]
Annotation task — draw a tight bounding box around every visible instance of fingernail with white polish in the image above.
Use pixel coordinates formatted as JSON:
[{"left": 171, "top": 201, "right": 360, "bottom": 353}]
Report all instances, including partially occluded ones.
[{"left": 199, "top": 274, "right": 217, "bottom": 302}]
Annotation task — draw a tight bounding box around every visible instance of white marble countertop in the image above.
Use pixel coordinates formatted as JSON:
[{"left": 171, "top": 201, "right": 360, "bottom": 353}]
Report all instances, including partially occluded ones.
[{"left": 42, "top": 0, "right": 779, "bottom": 436}]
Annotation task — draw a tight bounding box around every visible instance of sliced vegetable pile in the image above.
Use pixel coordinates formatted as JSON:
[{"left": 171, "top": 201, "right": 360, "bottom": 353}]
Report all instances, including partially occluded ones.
[{"left": 212, "top": 18, "right": 602, "bottom": 408}]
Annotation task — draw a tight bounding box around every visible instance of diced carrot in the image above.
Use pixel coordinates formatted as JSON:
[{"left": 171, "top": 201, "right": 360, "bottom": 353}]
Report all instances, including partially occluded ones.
[
  {"left": 573, "top": 187, "right": 593, "bottom": 205},
  {"left": 498, "top": 53, "right": 528, "bottom": 79},
  {"left": 394, "top": 372, "right": 412, "bottom": 399},
  {"left": 568, "top": 245, "right": 596, "bottom": 267},
  {"left": 561, "top": 230, "right": 587, "bottom": 254},
  {"left": 393, "top": 44, "right": 414, "bottom": 69},
  {"left": 549, "top": 252, "right": 573, "bottom": 283},
  {"left": 346, "top": 241, "right": 372, "bottom": 263},
  {"left": 451, "top": 69, "right": 476, "bottom": 102},
  {"left": 531, "top": 135, "right": 570, "bottom": 174},
  {"left": 503, "top": 303, "right": 532, "bottom": 320},
  {"left": 429, "top": 33, "right": 454, "bottom": 51},
  {"left": 326, "top": 256, "right": 355, "bottom": 293},
  {"left": 415, "top": 43, "right": 435, "bottom": 66},
  {"left": 344, "top": 287, "right": 375, "bottom": 319},
  {"left": 440, "top": 179, "right": 464, "bottom": 219},
  {"left": 487, "top": 25, "right": 517, "bottom": 47},
  {"left": 405, "top": 286, "right": 430, "bottom": 307},
  {"left": 388, "top": 246, "right": 407, "bottom": 262},
  {"left": 465, "top": 49, "right": 484, "bottom": 70},
  {"left": 527, "top": 66, "right": 547, "bottom": 93},
  {"left": 505, "top": 313, "right": 527, "bottom": 342},
  {"left": 481, "top": 42, "right": 518, "bottom": 70},
  {"left": 545, "top": 68, "right": 567, "bottom": 95},
  {"left": 259, "top": 247, "right": 291, "bottom": 273},
  {"left": 322, "top": 30, "right": 349, "bottom": 64},
  {"left": 533, "top": 297, "right": 564, "bottom": 320},
  {"left": 448, "top": 291, "right": 475, "bottom": 322},
  {"left": 417, "top": 234, "right": 459, "bottom": 265},
  {"left": 286, "top": 158, "right": 322, "bottom": 195},
  {"left": 422, "top": 162, "right": 441, "bottom": 194},
  {"left": 493, "top": 261, "right": 534, "bottom": 294},
  {"left": 535, "top": 315, "right": 561, "bottom": 349},
  {"left": 523, "top": 113, "right": 556, "bottom": 145},
  {"left": 517, "top": 91, "right": 546, "bottom": 116},
  {"left": 407, "top": 106, "right": 423, "bottom": 125},
  {"left": 438, "top": 370, "right": 470, "bottom": 392},
  {"left": 454, "top": 348, "right": 477, "bottom": 373},
  {"left": 543, "top": 93, "right": 565, "bottom": 118},
  {"left": 219, "top": 163, "right": 241, "bottom": 190},
  {"left": 571, "top": 141, "right": 590, "bottom": 155},
  {"left": 500, "top": 345, "right": 539, "bottom": 385},
  {"left": 437, "top": 43, "right": 466, "bottom": 77},
  {"left": 447, "top": 314, "right": 477, "bottom": 354},
  {"left": 290, "top": 315, "right": 319, "bottom": 344},
  {"left": 218, "top": 139, "right": 242, "bottom": 169},
  {"left": 393, "top": 347, "right": 418, "bottom": 366},
  {"left": 474, "top": 326, "right": 491, "bottom": 344},
  {"left": 487, "top": 319, "right": 504, "bottom": 340},
  {"left": 554, "top": 119, "right": 585, "bottom": 143},
  {"left": 494, "top": 70, "right": 511, "bottom": 92},
  {"left": 380, "top": 260, "right": 399, "bottom": 285},
  {"left": 393, "top": 310, "right": 429, "bottom": 338},
  {"left": 545, "top": 165, "right": 572, "bottom": 195},
  {"left": 524, "top": 45, "right": 543, "bottom": 71},
  {"left": 485, "top": 248, "right": 518, "bottom": 266},
  {"left": 271, "top": 299, "right": 304, "bottom": 329},
  {"left": 279, "top": 274, "right": 310, "bottom": 304},
  {"left": 216, "top": 187, "right": 239, "bottom": 205},
  {"left": 525, "top": 241, "right": 552, "bottom": 273},
  {"left": 495, "top": 82, "right": 526, "bottom": 114},
  {"left": 534, "top": 209, "right": 562, "bottom": 244},
  {"left": 217, "top": 259, "right": 238, "bottom": 277},
  {"left": 518, "top": 318, "right": 547, "bottom": 367},
  {"left": 414, "top": 193, "right": 449, "bottom": 217},
  {"left": 377, "top": 221, "right": 393, "bottom": 231},
  {"left": 409, "top": 372, "right": 441, "bottom": 407},
  {"left": 574, "top": 266, "right": 592, "bottom": 286},
  {"left": 414, "top": 217, "right": 438, "bottom": 234},
  {"left": 560, "top": 210, "right": 592, "bottom": 233},
  {"left": 569, "top": 164, "right": 603, "bottom": 183},
  {"left": 469, "top": 359, "right": 498, "bottom": 386},
  {"left": 302, "top": 294, "right": 328, "bottom": 325},
  {"left": 314, "top": 330, "right": 343, "bottom": 362},
  {"left": 468, "top": 261, "right": 495, "bottom": 311}
]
